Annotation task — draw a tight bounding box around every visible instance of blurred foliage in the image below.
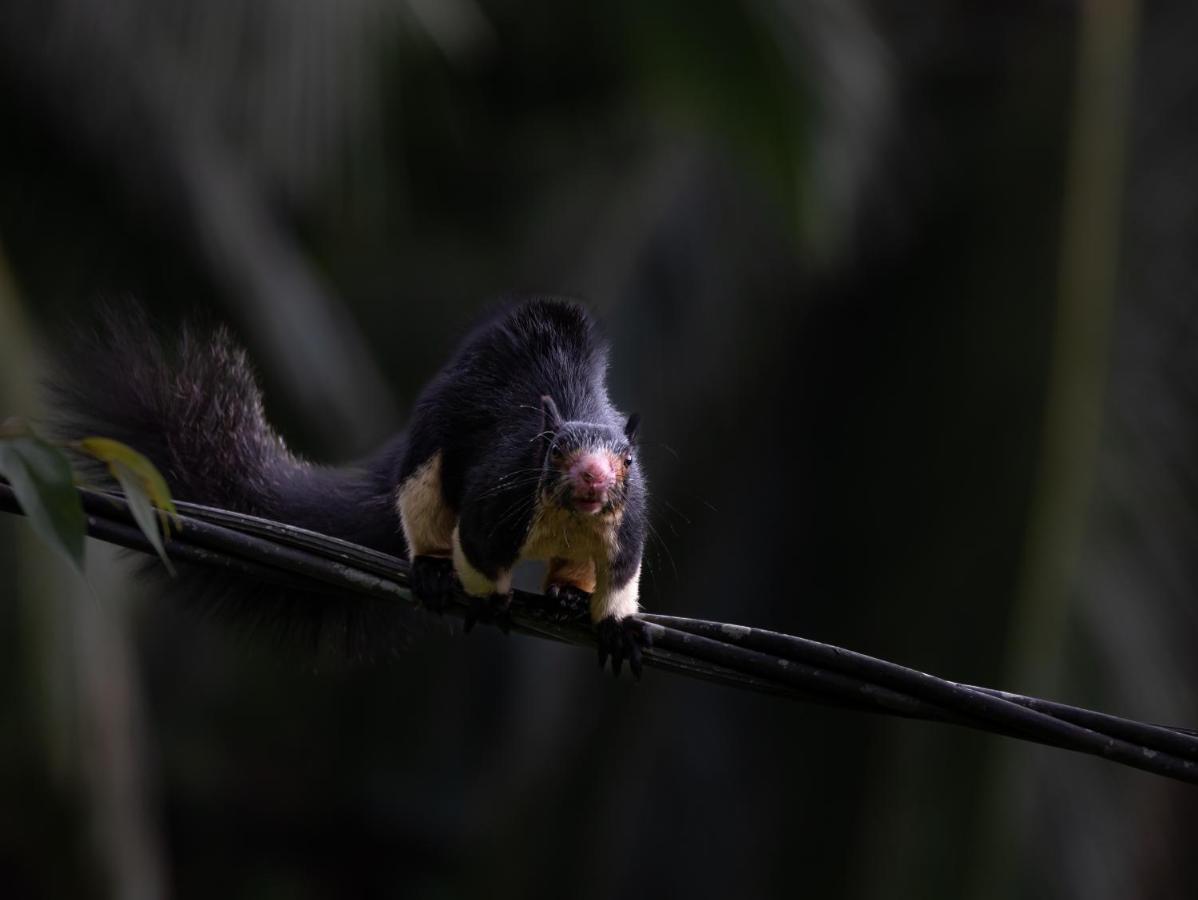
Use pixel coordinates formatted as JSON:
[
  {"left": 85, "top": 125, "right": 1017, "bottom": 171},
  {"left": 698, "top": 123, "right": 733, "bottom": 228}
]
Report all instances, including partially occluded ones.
[
  {"left": 0, "top": 425, "right": 86, "bottom": 573},
  {"left": 0, "top": 424, "right": 180, "bottom": 577},
  {"left": 1, "top": 1, "right": 1197, "bottom": 899}
]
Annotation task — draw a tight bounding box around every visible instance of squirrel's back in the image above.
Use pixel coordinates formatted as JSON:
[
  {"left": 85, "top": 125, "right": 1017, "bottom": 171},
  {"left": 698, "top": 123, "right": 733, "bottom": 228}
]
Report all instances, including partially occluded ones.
[{"left": 401, "top": 297, "right": 619, "bottom": 500}]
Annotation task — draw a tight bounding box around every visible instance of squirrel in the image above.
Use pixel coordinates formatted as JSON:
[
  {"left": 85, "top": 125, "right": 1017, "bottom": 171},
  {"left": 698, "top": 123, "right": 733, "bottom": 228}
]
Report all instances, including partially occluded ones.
[{"left": 51, "top": 296, "right": 652, "bottom": 674}]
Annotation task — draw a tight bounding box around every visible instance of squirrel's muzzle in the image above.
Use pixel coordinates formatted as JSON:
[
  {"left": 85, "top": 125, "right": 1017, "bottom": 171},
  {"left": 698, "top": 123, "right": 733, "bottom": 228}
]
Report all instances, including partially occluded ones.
[{"left": 566, "top": 451, "right": 617, "bottom": 514}]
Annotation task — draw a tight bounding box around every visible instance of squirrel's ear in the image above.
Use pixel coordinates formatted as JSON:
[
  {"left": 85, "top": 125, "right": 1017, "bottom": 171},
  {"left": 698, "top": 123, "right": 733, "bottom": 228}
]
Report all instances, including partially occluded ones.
[
  {"left": 540, "top": 395, "right": 564, "bottom": 433},
  {"left": 624, "top": 412, "right": 641, "bottom": 442}
]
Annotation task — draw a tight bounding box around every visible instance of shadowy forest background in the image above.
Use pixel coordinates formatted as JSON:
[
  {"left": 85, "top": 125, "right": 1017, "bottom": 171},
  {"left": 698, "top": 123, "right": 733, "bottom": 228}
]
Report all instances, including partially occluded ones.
[{"left": 1, "top": 1, "right": 1195, "bottom": 898}]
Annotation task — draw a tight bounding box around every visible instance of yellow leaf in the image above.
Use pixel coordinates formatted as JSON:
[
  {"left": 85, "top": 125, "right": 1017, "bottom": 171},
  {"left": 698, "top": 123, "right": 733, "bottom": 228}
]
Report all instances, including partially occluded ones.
[
  {"left": 77, "top": 437, "right": 178, "bottom": 525},
  {"left": 77, "top": 437, "right": 180, "bottom": 574}
]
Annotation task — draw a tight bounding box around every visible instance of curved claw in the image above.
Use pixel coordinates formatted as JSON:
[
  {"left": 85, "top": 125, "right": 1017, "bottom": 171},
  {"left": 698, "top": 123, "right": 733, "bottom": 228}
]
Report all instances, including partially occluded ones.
[
  {"left": 595, "top": 615, "right": 653, "bottom": 679},
  {"left": 542, "top": 582, "right": 591, "bottom": 624},
  {"left": 411, "top": 555, "right": 458, "bottom": 613},
  {"left": 463, "top": 592, "right": 512, "bottom": 635}
]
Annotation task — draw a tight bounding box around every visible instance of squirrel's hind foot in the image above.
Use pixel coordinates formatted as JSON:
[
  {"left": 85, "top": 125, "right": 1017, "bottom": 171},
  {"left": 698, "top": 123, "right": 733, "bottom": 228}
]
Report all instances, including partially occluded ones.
[
  {"left": 540, "top": 583, "right": 591, "bottom": 624},
  {"left": 596, "top": 615, "right": 652, "bottom": 679},
  {"left": 410, "top": 555, "right": 458, "bottom": 614}
]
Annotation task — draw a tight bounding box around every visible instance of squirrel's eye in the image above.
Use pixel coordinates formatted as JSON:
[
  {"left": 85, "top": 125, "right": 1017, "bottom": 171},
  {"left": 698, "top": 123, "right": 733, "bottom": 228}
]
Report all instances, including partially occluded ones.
[{"left": 624, "top": 455, "right": 634, "bottom": 468}]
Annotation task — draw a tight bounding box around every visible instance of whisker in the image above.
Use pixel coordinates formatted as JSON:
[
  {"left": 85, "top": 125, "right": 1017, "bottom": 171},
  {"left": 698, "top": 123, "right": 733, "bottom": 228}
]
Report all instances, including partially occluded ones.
[
  {"left": 644, "top": 498, "right": 684, "bottom": 538},
  {"left": 654, "top": 442, "right": 681, "bottom": 460},
  {"left": 644, "top": 518, "right": 678, "bottom": 580},
  {"left": 474, "top": 471, "right": 546, "bottom": 500},
  {"left": 475, "top": 475, "right": 542, "bottom": 498},
  {"left": 661, "top": 498, "right": 693, "bottom": 526},
  {"left": 486, "top": 493, "right": 538, "bottom": 539}
]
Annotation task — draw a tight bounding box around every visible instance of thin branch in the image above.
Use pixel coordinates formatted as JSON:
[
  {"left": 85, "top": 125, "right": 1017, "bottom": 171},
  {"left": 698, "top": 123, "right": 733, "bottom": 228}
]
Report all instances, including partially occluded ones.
[{"left": 1, "top": 482, "right": 1196, "bottom": 785}]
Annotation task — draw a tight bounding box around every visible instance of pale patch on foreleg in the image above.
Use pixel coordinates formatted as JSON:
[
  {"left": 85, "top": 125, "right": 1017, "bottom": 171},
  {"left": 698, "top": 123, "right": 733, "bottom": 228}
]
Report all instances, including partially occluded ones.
[
  {"left": 452, "top": 524, "right": 511, "bottom": 597},
  {"left": 397, "top": 452, "right": 457, "bottom": 557},
  {"left": 590, "top": 561, "right": 640, "bottom": 623},
  {"left": 544, "top": 557, "right": 597, "bottom": 594}
]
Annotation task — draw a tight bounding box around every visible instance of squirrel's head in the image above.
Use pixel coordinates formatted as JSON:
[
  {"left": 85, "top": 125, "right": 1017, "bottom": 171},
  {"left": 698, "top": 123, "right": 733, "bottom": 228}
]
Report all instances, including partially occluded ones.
[{"left": 538, "top": 395, "right": 639, "bottom": 518}]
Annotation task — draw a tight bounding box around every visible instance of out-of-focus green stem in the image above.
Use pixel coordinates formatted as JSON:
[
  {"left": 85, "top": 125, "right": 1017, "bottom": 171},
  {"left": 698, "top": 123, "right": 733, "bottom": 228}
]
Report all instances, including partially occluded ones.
[
  {"left": 973, "top": 1, "right": 1140, "bottom": 896},
  {"left": 0, "top": 249, "right": 167, "bottom": 899},
  {"left": 1008, "top": 0, "right": 1139, "bottom": 694},
  {"left": 0, "top": 244, "right": 76, "bottom": 780}
]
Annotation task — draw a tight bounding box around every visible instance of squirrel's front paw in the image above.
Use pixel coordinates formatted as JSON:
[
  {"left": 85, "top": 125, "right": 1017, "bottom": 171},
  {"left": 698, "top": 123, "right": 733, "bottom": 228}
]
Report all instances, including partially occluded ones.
[
  {"left": 540, "top": 583, "right": 591, "bottom": 624},
  {"left": 463, "top": 592, "right": 512, "bottom": 635},
  {"left": 411, "top": 555, "right": 458, "bottom": 613},
  {"left": 595, "top": 615, "right": 652, "bottom": 679}
]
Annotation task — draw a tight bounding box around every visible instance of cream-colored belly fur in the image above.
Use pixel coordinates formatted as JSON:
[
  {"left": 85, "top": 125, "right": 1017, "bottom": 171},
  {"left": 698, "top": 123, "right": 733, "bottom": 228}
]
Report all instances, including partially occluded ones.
[
  {"left": 397, "top": 451, "right": 639, "bottom": 621},
  {"left": 523, "top": 504, "right": 638, "bottom": 621},
  {"left": 396, "top": 452, "right": 455, "bottom": 557},
  {"left": 520, "top": 503, "right": 620, "bottom": 564}
]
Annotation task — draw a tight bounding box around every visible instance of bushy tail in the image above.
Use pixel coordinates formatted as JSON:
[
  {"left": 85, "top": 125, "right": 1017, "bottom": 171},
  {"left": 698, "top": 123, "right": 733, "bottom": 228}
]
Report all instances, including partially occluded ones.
[
  {"left": 49, "top": 303, "right": 415, "bottom": 657},
  {"left": 53, "top": 306, "right": 279, "bottom": 505}
]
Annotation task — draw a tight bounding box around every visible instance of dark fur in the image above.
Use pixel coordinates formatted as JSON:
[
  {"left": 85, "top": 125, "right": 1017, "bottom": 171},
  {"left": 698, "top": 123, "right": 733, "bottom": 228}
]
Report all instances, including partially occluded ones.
[
  {"left": 49, "top": 304, "right": 414, "bottom": 658},
  {"left": 400, "top": 297, "right": 647, "bottom": 592},
  {"left": 48, "top": 297, "right": 647, "bottom": 658}
]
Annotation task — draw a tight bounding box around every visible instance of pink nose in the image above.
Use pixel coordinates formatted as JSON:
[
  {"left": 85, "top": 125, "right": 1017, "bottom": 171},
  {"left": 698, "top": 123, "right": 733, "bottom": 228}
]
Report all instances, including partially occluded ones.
[{"left": 569, "top": 453, "right": 615, "bottom": 494}]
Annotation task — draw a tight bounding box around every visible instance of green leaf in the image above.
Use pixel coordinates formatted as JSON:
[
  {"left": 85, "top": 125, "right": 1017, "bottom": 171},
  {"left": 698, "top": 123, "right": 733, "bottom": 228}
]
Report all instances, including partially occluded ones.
[
  {"left": 77, "top": 437, "right": 179, "bottom": 575},
  {"left": 0, "top": 432, "right": 86, "bottom": 572},
  {"left": 110, "top": 459, "right": 176, "bottom": 576}
]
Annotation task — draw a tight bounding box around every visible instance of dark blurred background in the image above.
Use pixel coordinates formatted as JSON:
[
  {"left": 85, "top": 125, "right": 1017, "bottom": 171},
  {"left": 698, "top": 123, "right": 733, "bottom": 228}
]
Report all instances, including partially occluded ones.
[{"left": 1, "top": 0, "right": 1195, "bottom": 897}]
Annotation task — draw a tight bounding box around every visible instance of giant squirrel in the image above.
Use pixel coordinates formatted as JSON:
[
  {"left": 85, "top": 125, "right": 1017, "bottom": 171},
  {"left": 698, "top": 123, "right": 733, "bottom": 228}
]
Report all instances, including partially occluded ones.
[{"left": 52, "top": 297, "right": 652, "bottom": 674}]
